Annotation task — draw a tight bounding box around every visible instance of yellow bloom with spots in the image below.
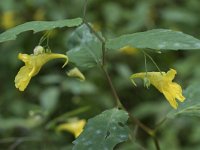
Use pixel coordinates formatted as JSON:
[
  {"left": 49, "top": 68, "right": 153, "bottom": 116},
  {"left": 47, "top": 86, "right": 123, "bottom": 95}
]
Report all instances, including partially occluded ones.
[
  {"left": 56, "top": 119, "right": 86, "bottom": 138},
  {"left": 15, "top": 46, "right": 68, "bottom": 91},
  {"left": 130, "top": 69, "right": 185, "bottom": 109}
]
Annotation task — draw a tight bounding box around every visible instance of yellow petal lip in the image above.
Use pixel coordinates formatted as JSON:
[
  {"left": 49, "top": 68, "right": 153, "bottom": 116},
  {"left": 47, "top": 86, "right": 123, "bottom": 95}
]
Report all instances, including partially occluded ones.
[
  {"left": 15, "top": 47, "right": 68, "bottom": 91},
  {"left": 130, "top": 69, "right": 185, "bottom": 109},
  {"left": 56, "top": 119, "right": 86, "bottom": 138}
]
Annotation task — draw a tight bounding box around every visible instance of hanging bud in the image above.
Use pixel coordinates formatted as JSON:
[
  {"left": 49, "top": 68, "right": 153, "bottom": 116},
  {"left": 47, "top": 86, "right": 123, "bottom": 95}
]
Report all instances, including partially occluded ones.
[
  {"left": 67, "top": 67, "right": 85, "bottom": 81},
  {"left": 143, "top": 77, "right": 151, "bottom": 88},
  {"left": 33, "top": 45, "right": 44, "bottom": 55}
]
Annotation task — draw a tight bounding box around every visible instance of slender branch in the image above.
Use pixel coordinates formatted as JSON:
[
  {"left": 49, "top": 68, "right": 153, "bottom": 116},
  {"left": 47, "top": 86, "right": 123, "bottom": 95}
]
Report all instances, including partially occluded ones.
[
  {"left": 82, "top": 0, "right": 106, "bottom": 66},
  {"left": 141, "top": 50, "right": 163, "bottom": 75},
  {"left": 101, "top": 66, "right": 121, "bottom": 107},
  {"left": 83, "top": 0, "right": 88, "bottom": 20},
  {"left": 153, "top": 137, "right": 160, "bottom": 150},
  {"left": 101, "top": 66, "right": 155, "bottom": 137},
  {"left": 82, "top": 0, "right": 104, "bottom": 43},
  {"left": 155, "top": 117, "right": 167, "bottom": 130},
  {"left": 82, "top": 0, "right": 161, "bottom": 149}
]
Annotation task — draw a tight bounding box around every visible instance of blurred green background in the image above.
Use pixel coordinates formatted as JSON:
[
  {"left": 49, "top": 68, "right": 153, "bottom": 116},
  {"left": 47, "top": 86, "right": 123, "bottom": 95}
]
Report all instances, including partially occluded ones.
[{"left": 0, "top": 0, "right": 200, "bottom": 149}]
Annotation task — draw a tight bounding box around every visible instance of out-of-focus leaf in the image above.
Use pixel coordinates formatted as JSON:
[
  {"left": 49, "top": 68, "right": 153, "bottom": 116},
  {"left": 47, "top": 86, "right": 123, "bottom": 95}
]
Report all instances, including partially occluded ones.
[
  {"left": 118, "top": 141, "right": 146, "bottom": 150},
  {"left": 40, "top": 87, "right": 60, "bottom": 113},
  {"left": 131, "top": 102, "right": 167, "bottom": 118},
  {"left": 167, "top": 82, "right": 200, "bottom": 118},
  {"left": 0, "top": 18, "right": 82, "bottom": 43},
  {"left": 121, "top": 2, "right": 152, "bottom": 33},
  {"left": 67, "top": 24, "right": 102, "bottom": 69},
  {"left": 73, "top": 108, "right": 129, "bottom": 150},
  {"left": 102, "top": 2, "right": 123, "bottom": 26},
  {"left": 106, "top": 29, "right": 200, "bottom": 50},
  {"left": 61, "top": 79, "right": 97, "bottom": 95},
  {"left": 0, "top": 116, "right": 43, "bottom": 130},
  {"left": 46, "top": 106, "right": 90, "bottom": 129},
  {"left": 161, "top": 8, "right": 198, "bottom": 25}
]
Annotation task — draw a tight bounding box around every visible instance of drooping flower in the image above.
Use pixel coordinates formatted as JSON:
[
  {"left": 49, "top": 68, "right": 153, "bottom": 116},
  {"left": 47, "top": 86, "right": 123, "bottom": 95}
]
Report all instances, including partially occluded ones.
[
  {"left": 15, "top": 46, "right": 68, "bottom": 91},
  {"left": 130, "top": 69, "right": 185, "bottom": 109},
  {"left": 56, "top": 119, "right": 86, "bottom": 138}
]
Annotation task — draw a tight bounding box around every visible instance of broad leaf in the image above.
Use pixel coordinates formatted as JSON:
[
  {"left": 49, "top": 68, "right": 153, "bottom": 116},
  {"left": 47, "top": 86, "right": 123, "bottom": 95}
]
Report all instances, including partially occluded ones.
[
  {"left": 167, "top": 82, "right": 200, "bottom": 118},
  {"left": 106, "top": 29, "right": 200, "bottom": 50},
  {"left": 73, "top": 108, "right": 129, "bottom": 150},
  {"left": 67, "top": 24, "right": 102, "bottom": 69},
  {"left": 0, "top": 18, "right": 82, "bottom": 43}
]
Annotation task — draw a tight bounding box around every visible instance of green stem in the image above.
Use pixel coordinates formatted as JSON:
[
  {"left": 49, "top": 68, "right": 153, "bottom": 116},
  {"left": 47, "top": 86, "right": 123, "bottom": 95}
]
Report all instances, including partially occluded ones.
[
  {"left": 101, "top": 66, "right": 122, "bottom": 107},
  {"left": 142, "top": 50, "right": 163, "bottom": 75},
  {"left": 155, "top": 117, "right": 167, "bottom": 130},
  {"left": 101, "top": 65, "right": 155, "bottom": 136},
  {"left": 153, "top": 137, "right": 161, "bottom": 150},
  {"left": 82, "top": 0, "right": 161, "bottom": 149}
]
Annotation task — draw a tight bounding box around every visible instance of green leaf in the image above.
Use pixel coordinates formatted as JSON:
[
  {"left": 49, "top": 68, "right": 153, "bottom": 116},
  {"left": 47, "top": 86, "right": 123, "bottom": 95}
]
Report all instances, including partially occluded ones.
[
  {"left": 73, "top": 108, "right": 129, "bottom": 150},
  {"left": 67, "top": 24, "right": 102, "bottom": 69},
  {"left": 167, "top": 82, "right": 200, "bottom": 118},
  {"left": 106, "top": 29, "right": 200, "bottom": 50},
  {"left": 39, "top": 87, "right": 60, "bottom": 113},
  {"left": 0, "top": 18, "right": 82, "bottom": 43}
]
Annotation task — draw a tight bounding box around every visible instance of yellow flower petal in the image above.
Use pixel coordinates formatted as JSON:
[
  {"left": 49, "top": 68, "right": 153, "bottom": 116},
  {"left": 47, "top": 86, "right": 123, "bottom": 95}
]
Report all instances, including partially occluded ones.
[
  {"left": 15, "top": 66, "right": 32, "bottom": 91},
  {"left": 162, "top": 89, "right": 178, "bottom": 109},
  {"left": 15, "top": 46, "right": 68, "bottom": 91},
  {"left": 120, "top": 46, "right": 138, "bottom": 55},
  {"left": 130, "top": 69, "right": 185, "bottom": 109},
  {"left": 56, "top": 119, "right": 86, "bottom": 138},
  {"left": 166, "top": 69, "right": 177, "bottom": 81},
  {"left": 170, "top": 83, "right": 185, "bottom": 102}
]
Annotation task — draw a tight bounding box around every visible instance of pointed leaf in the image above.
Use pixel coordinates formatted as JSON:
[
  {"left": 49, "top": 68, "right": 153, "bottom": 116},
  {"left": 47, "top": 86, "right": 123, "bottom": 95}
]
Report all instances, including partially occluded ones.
[
  {"left": 73, "top": 108, "right": 129, "bottom": 150},
  {"left": 67, "top": 24, "right": 102, "bottom": 69},
  {"left": 0, "top": 18, "right": 82, "bottom": 43},
  {"left": 106, "top": 29, "right": 200, "bottom": 50}
]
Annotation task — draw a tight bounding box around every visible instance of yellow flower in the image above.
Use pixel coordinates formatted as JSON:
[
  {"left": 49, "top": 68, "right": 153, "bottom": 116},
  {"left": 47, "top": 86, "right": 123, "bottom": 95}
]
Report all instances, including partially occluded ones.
[
  {"left": 130, "top": 69, "right": 185, "bottom": 109},
  {"left": 33, "top": 8, "right": 46, "bottom": 21},
  {"left": 1, "top": 11, "right": 17, "bottom": 29},
  {"left": 56, "top": 119, "right": 86, "bottom": 138},
  {"left": 67, "top": 67, "right": 85, "bottom": 81},
  {"left": 15, "top": 46, "right": 68, "bottom": 91},
  {"left": 120, "top": 46, "right": 138, "bottom": 55}
]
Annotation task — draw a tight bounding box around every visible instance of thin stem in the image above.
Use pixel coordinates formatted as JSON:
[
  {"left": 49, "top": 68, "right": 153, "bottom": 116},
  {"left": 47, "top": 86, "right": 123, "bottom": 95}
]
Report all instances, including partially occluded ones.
[
  {"left": 101, "top": 66, "right": 122, "bottom": 107},
  {"left": 101, "top": 66, "right": 154, "bottom": 136},
  {"left": 144, "top": 53, "right": 148, "bottom": 76},
  {"left": 38, "top": 31, "right": 49, "bottom": 45},
  {"left": 82, "top": 0, "right": 106, "bottom": 66},
  {"left": 153, "top": 137, "right": 160, "bottom": 150},
  {"left": 82, "top": 1, "right": 161, "bottom": 149},
  {"left": 83, "top": 0, "right": 88, "bottom": 20},
  {"left": 142, "top": 50, "right": 163, "bottom": 75},
  {"left": 155, "top": 117, "right": 167, "bottom": 130}
]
